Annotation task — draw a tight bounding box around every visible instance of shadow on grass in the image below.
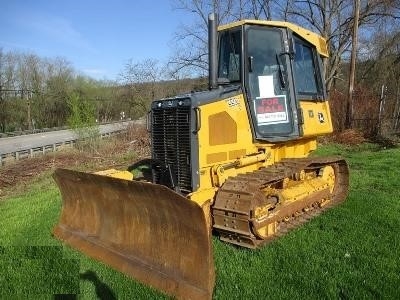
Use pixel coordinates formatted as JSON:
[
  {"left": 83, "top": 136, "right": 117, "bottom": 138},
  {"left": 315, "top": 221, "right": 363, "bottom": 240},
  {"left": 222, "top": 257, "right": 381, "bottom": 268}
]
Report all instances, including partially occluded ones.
[{"left": 79, "top": 270, "right": 116, "bottom": 300}]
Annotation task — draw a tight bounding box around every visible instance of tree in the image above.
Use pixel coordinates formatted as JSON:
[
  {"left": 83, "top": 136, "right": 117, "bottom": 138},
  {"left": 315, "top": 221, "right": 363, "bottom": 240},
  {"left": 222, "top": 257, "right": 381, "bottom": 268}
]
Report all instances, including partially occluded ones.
[
  {"left": 0, "top": 48, "right": 158, "bottom": 132},
  {"left": 67, "top": 92, "right": 99, "bottom": 150},
  {"left": 0, "top": 48, "right": 5, "bottom": 132},
  {"left": 0, "top": 50, "right": 23, "bottom": 132},
  {"left": 43, "top": 57, "right": 75, "bottom": 127},
  {"left": 119, "top": 58, "right": 163, "bottom": 119},
  {"left": 355, "top": 24, "right": 400, "bottom": 135},
  {"left": 346, "top": 0, "right": 361, "bottom": 130}
]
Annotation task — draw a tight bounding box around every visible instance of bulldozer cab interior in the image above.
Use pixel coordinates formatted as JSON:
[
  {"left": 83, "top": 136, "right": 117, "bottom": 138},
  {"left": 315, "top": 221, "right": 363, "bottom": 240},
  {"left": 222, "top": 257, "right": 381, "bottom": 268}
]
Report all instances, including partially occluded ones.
[{"left": 218, "top": 24, "right": 324, "bottom": 142}]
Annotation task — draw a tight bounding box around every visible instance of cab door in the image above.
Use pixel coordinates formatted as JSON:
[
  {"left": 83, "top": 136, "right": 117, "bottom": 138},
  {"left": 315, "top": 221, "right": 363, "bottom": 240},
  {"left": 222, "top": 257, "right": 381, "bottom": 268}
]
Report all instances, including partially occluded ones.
[{"left": 245, "top": 26, "right": 300, "bottom": 142}]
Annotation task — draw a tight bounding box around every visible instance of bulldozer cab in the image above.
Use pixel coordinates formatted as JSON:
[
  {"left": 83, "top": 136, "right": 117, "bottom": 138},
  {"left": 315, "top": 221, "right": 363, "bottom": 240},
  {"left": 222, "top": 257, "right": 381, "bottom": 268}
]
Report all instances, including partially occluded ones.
[{"left": 217, "top": 21, "right": 327, "bottom": 142}]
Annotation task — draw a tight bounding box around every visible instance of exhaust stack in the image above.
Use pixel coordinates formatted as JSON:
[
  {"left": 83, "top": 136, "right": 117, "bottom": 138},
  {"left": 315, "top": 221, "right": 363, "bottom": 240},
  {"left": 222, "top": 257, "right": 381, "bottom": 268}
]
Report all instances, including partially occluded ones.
[{"left": 208, "top": 13, "right": 218, "bottom": 90}]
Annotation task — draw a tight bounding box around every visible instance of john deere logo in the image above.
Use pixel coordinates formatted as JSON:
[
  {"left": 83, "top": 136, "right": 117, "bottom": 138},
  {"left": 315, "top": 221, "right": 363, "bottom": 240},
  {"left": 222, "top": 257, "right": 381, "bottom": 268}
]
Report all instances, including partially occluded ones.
[{"left": 318, "top": 112, "right": 325, "bottom": 123}]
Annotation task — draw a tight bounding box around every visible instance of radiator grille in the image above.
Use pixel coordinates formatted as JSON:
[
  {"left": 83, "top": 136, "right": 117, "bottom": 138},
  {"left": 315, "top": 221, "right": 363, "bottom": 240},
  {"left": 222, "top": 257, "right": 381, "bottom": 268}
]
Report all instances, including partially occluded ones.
[{"left": 152, "top": 103, "right": 192, "bottom": 193}]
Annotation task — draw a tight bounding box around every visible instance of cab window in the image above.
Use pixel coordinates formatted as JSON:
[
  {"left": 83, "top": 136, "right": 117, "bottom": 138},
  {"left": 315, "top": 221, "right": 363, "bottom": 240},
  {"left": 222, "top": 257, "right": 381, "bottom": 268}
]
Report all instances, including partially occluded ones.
[
  {"left": 293, "top": 38, "right": 321, "bottom": 96},
  {"left": 218, "top": 30, "right": 241, "bottom": 82}
]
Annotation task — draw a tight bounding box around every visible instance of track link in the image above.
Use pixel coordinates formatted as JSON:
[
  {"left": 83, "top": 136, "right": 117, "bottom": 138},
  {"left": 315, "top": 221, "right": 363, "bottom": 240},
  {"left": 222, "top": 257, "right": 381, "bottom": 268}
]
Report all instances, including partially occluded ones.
[{"left": 211, "top": 156, "right": 349, "bottom": 248}]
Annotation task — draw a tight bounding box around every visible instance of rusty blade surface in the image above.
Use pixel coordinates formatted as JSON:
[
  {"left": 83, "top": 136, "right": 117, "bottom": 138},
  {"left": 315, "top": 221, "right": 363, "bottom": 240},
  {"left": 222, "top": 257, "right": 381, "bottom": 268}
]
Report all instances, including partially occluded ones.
[{"left": 53, "top": 168, "right": 215, "bottom": 300}]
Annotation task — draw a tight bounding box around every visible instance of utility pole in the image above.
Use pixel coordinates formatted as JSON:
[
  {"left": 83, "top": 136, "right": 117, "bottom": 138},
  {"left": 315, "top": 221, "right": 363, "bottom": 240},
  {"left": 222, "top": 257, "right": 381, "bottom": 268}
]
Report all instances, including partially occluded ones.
[
  {"left": 26, "top": 90, "right": 33, "bottom": 131},
  {"left": 345, "top": 0, "right": 360, "bottom": 129},
  {"left": 394, "top": 84, "right": 400, "bottom": 132}
]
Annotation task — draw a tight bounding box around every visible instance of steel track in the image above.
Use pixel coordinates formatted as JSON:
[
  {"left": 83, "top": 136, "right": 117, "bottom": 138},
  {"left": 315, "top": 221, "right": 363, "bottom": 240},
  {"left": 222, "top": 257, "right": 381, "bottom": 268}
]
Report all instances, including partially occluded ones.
[{"left": 211, "top": 156, "right": 349, "bottom": 248}]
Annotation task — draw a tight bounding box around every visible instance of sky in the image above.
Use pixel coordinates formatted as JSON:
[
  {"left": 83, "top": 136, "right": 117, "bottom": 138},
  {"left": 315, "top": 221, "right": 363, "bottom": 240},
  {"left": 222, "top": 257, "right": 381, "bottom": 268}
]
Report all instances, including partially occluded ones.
[{"left": 0, "top": 0, "right": 192, "bottom": 80}]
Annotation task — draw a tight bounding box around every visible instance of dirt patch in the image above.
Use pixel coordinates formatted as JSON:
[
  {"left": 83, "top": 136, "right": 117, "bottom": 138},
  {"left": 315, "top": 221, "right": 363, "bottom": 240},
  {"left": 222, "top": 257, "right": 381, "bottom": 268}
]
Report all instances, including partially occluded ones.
[
  {"left": 0, "top": 152, "right": 88, "bottom": 189},
  {"left": 322, "top": 129, "right": 367, "bottom": 145}
]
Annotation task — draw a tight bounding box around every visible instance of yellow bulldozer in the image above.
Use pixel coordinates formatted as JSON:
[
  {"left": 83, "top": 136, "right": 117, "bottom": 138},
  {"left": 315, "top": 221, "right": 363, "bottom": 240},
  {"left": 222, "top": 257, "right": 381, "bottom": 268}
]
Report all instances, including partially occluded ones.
[{"left": 53, "top": 14, "right": 349, "bottom": 299}]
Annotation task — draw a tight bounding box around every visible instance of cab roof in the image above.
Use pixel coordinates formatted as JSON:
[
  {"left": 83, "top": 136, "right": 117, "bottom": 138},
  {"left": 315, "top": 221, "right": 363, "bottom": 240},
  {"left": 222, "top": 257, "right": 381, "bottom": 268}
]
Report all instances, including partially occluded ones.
[{"left": 218, "top": 19, "right": 329, "bottom": 57}]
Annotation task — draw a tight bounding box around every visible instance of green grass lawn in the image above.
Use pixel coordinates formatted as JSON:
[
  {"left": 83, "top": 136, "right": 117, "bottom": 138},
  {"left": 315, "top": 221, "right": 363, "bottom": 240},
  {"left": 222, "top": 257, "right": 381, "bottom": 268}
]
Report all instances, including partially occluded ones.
[{"left": 1, "top": 143, "right": 399, "bottom": 299}]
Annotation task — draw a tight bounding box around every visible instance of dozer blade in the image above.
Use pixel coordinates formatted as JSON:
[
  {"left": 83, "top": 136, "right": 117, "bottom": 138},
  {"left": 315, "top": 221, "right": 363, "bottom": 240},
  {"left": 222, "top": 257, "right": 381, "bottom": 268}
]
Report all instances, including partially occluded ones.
[{"left": 53, "top": 168, "right": 215, "bottom": 300}]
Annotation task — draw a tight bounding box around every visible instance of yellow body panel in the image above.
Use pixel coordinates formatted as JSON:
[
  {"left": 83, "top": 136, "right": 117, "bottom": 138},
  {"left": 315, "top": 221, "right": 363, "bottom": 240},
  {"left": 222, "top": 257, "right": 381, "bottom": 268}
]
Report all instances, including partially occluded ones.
[
  {"left": 300, "top": 100, "right": 334, "bottom": 137},
  {"left": 197, "top": 94, "right": 256, "bottom": 168},
  {"left": 189, "top": 93, "right": 320, "bottom": 206}
]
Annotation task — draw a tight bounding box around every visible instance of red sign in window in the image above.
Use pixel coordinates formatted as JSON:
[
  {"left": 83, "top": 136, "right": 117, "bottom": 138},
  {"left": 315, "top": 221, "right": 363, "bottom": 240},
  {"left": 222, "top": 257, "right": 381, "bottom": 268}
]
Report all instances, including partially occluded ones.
[{"left": 255, "top": 95, "right": 288, "bottom": 125}]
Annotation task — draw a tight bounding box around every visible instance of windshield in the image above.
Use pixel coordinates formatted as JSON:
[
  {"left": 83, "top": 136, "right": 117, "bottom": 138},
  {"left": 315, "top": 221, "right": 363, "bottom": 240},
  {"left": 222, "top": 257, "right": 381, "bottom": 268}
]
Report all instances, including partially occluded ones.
[{"left": 218, "top": 30, "right": 241, "bottom": 82}]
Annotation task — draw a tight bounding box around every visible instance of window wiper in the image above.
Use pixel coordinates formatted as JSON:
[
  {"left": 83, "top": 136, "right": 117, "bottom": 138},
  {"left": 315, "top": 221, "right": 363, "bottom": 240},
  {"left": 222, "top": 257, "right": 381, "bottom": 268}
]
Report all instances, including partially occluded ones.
[{"left": 276, "top": 53, "right": 287, "bottom": 88}]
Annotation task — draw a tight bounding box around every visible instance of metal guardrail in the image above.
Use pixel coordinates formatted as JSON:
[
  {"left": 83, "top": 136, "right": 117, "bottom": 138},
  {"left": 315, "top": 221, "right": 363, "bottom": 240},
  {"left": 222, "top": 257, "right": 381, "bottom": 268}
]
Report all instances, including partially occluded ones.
[
  {"left": 0, "top": 120, "right": 130, "bottom": 138},
  {"left": 0, "top": 127, "right": 129, "bottom": 167},
  {"left": 0, "top": 127, "right": 67, "bottom": 138},
  {"left": 0, "top": 141, "right": 76, "bottom": 166}
]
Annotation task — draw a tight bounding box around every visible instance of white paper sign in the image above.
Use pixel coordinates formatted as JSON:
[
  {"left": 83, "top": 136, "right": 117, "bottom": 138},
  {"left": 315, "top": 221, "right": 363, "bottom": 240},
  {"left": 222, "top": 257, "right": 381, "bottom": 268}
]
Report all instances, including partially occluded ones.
[{"left": 258, "top": 75, "right": 275, "bottom": 98}]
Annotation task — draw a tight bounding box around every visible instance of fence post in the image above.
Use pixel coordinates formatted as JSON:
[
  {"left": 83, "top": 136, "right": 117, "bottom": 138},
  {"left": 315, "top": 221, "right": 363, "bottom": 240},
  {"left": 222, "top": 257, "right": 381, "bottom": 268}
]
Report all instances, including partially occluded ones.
[
  {"left": 378, "top": 84, "right": 387, "bottom": 135},
  {"left": 393, "top": 85, "right": 400, "bottom": 132}
]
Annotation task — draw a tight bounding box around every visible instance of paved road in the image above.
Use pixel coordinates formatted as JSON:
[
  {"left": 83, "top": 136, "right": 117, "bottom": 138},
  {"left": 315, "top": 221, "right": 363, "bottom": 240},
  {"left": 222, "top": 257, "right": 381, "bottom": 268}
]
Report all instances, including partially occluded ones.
[{"left": 0, "top": 121, "right": 136, "bottom": 155}]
